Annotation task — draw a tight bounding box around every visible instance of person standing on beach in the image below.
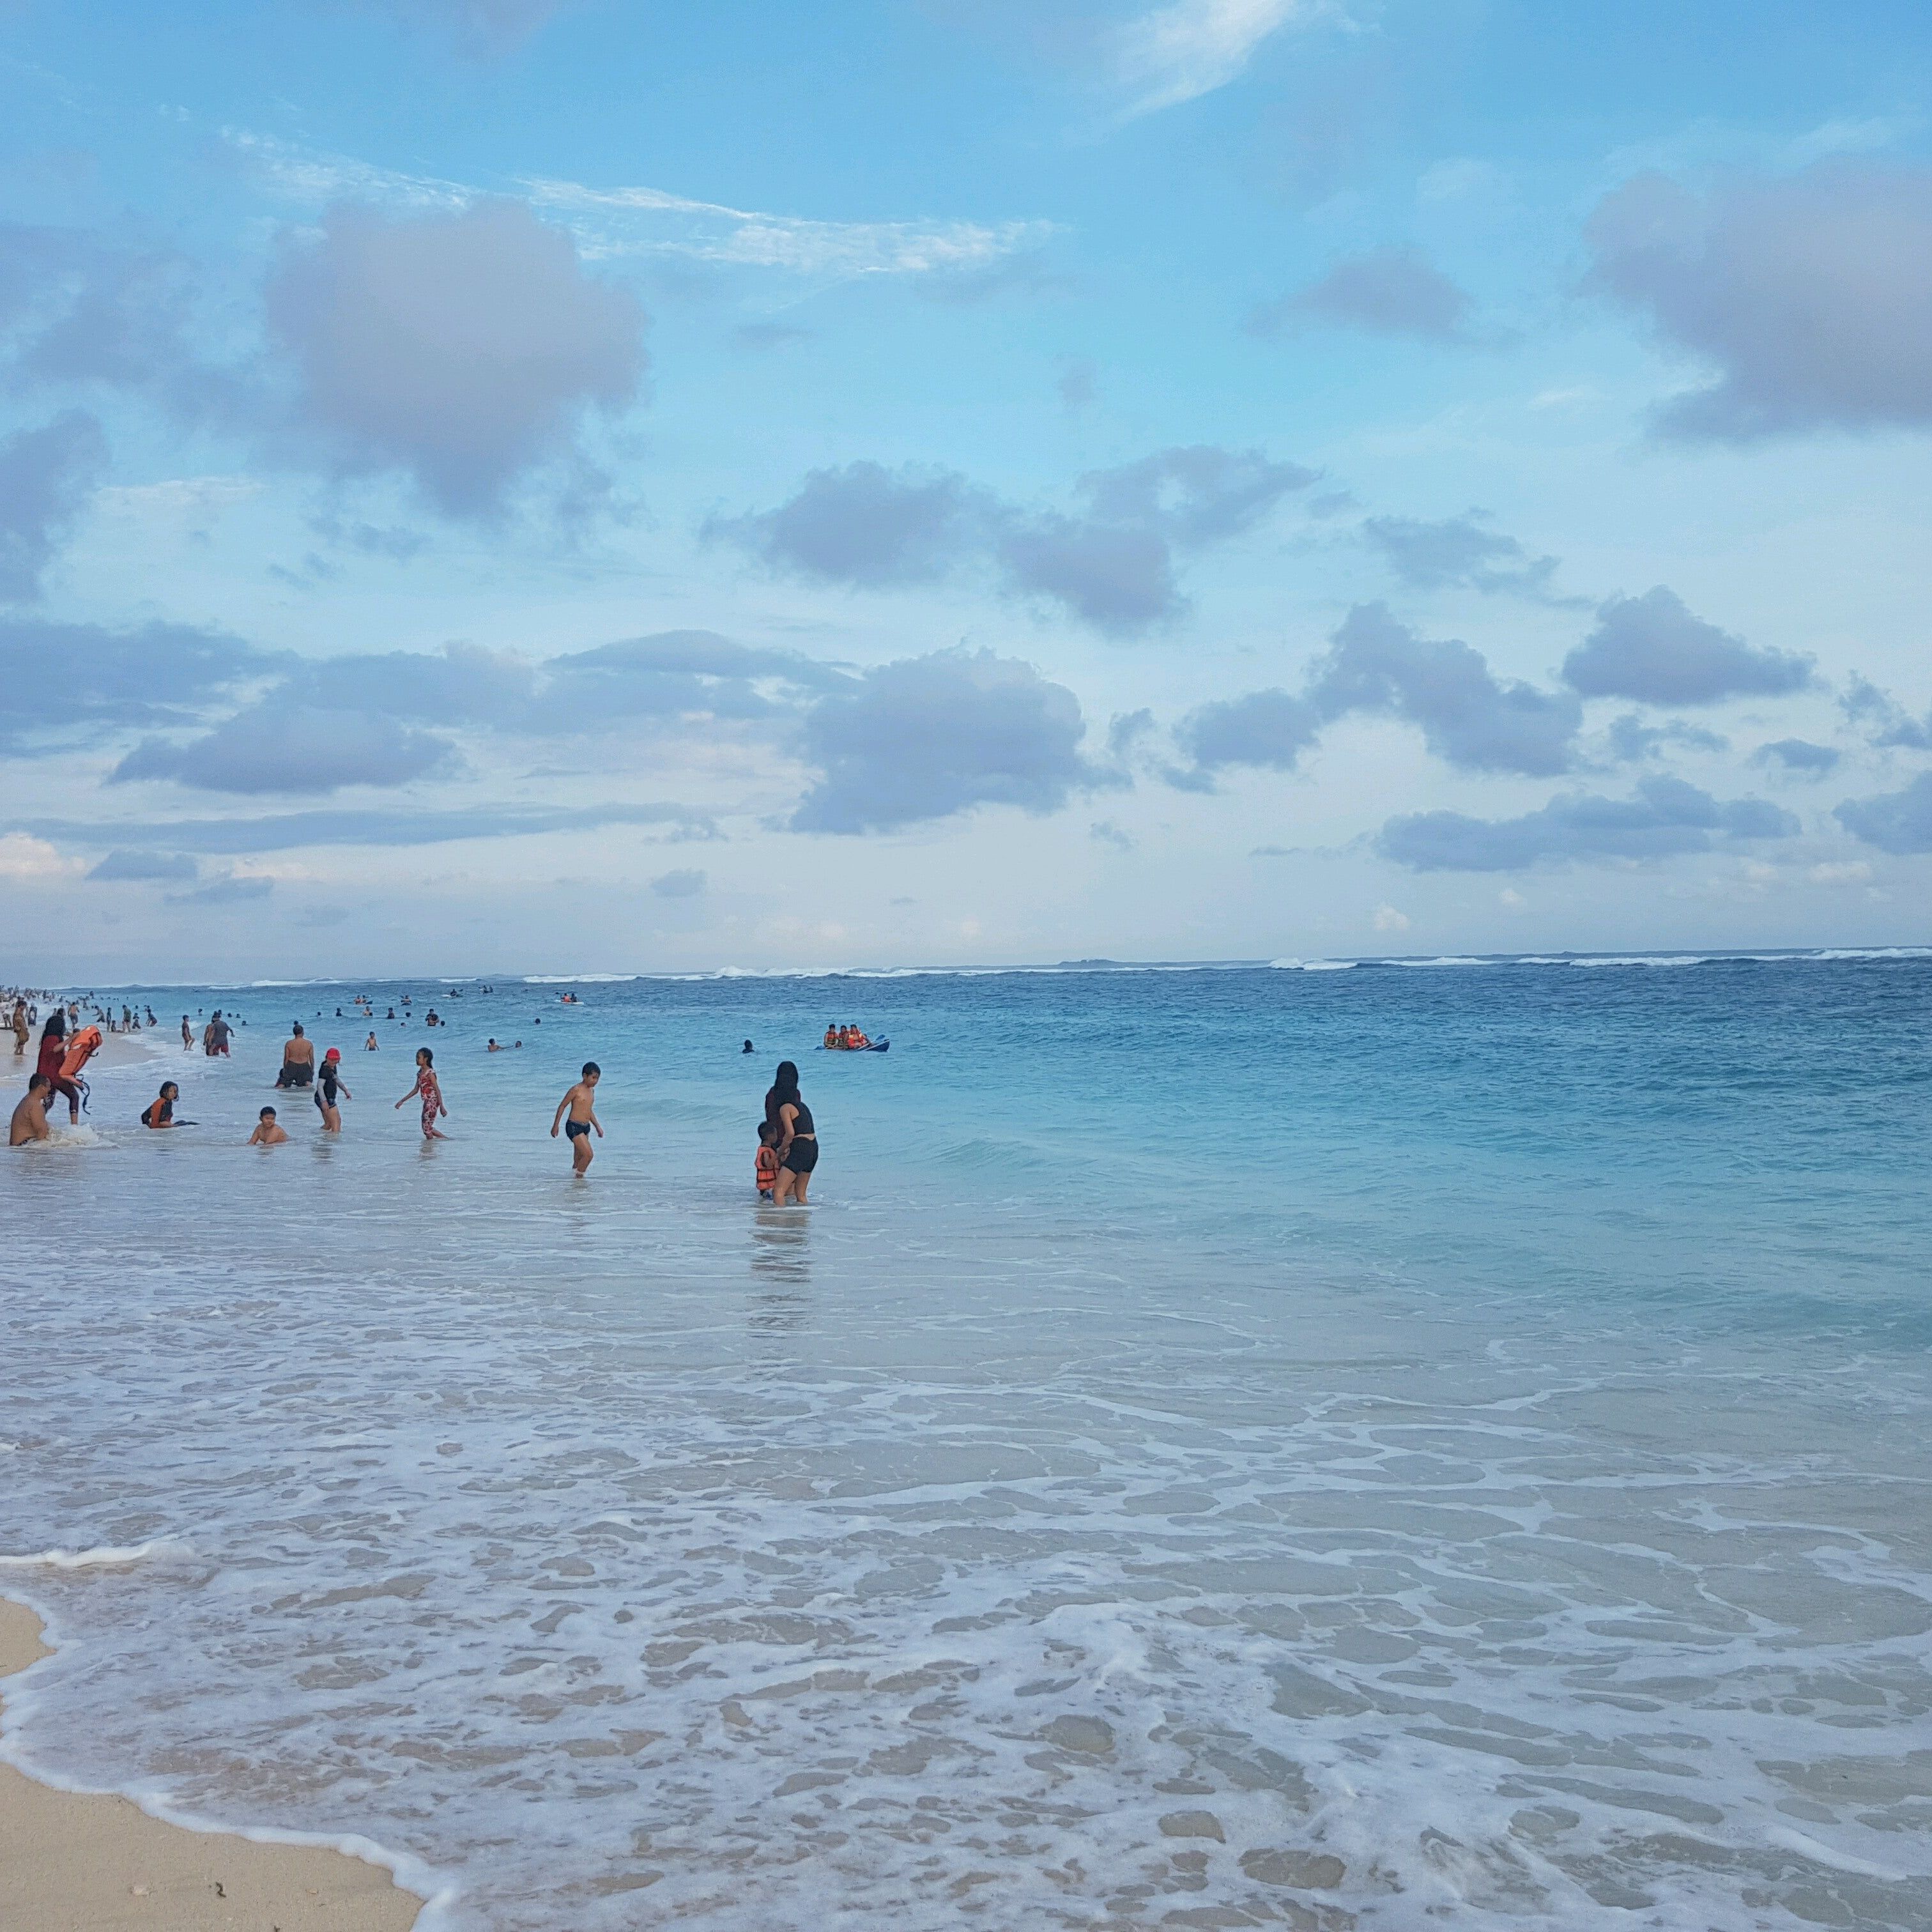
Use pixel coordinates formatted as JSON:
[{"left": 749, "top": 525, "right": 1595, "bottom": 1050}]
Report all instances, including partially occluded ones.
[
  {"left": 10, "top": 999, "right": 28, "bottom": 1057},
  {"left": 550, "top": 1062, "right": 603, "bottom": 1174},
  {"left": 763, "top": 1061, "right": 818, "bottom": 1205},
  {"left": 180, "top": 1014, "right": 192, "bottom": 1051},
  {"left": 204, "top": 1011, "right": 231, "bottom": 1056},
  {"left": 396, "top": 1046, "right": 447, "bottom": 1140},
  {"left": 10, "top": 1074, "right": 52, "bottom": 1145}
]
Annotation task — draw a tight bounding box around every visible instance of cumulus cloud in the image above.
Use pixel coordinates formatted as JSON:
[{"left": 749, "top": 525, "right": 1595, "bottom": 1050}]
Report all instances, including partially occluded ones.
[
  {"left": 0, "top": 832, "right": 84, "bottom": 882},
  {"left": 1754, "top": 737, "right": 1840, "bottom": 775},
  {"left": 1379, "top": 775, "right": 1797, "bottom": 871},
  {"left": 265, "top": 198, "right": 647, "bottom": 516},
  {"left": 1562, "top": 587, "right": 1811, "bottom": 705},
  {"left": 1253, "top": 247, "right": 1471, "bottom": 341},
  {"left": 1841, "top": 674, "right": 1932, "bottom": 751},
  {"left": 1586, "top": 162, "right": 1932, "bottom": 438},
  {"left": 650, "top": 867, "right": 707, "bottom": 897},
  {"left": 112, "top": 703, "right": 456, "bottom": 795},
  {"left": 1180, "top": 689, "right": 1322, "bottom": 772},
  {"left": 719, "top": 462, "right": 976, "bottom": 589},
  {"left": 0, "top": 411, "right": 107, "bottom": 601},
  {"left": 1836, "top": 772, "right": 1932, "bottom": 854},
  {"left": 793, "top": 648, "right": 1096, "bottom": 833},
  {"left": 0, "top": 224, "right": 216, "bottom": 411},
  {"left": 89, "top": 849, "right": 199, "bottom": 882},
  {"left": 286, "top": 631, "right": 847, "bottom": 736},
  {"left": 1310, "top": 602, "right": 1579, "bottom": 775},
  {"left": 719, "top": 446, "right": 1313, "bottom": 636},
  {"left": 1605, "top": 712, "right": 1729, "bottom": 762},
  {"left": 1360, "top": 510, "right": 1563, "bottom": 600},
  {"left": 1, "top": 615, "right": 272, "bottom": 752},
  {"left": 1177, "top": 602, "right": 1581, "bottom": 782}
]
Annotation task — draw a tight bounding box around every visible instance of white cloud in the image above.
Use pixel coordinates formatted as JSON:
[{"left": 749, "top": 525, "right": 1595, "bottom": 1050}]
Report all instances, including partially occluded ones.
[
  {"left": 1808, "top": 860, "right": 1873, "bottom": 885},
  {"left": 1112, "top": 0, "right": 1332, "bottom": 118},
  {"left": 525, "top": 178, "right": 1055, "bottom": 279},
  {"left": 1498, "top": 887, "right": 1526, "bottom": 910},
  {"left": 228, "top": 129, "right": 1053, "bottom": 282},
  {"left": 1371, "top": 902, "right": 1410, "bottom": 933},
  {"left": 0, "top": 833, "right": 84, "bottom": 881}
]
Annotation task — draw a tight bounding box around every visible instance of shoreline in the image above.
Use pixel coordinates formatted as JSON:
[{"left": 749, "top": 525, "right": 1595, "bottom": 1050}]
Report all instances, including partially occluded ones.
[{"left": 0, "top": 1596, "right": 428, "bottom": 1931}]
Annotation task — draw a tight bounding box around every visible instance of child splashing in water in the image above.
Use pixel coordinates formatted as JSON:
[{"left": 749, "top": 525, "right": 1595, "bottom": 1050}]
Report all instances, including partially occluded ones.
[
  {"left": 551, "top": 1062, "right": 602, "bottom": 1175},
  {"left": 396, "top": 1046, "right": 448, "bottom": 1140}
]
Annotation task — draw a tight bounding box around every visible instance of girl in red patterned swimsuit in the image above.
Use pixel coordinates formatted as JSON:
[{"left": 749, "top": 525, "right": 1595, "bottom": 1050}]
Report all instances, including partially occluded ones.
[{"left": 395, "top": 1046, "right": 448, "bottom": 1140}]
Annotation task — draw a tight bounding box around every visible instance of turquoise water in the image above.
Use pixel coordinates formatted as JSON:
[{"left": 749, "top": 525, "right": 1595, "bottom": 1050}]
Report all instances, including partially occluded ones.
[{"left": 3, "top": 952, "right": 1929, "bottom": 1928}]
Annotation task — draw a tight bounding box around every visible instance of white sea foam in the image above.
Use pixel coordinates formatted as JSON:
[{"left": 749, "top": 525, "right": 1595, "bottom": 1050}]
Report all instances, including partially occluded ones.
[
  {"left": 521, "top": 974, "right": 640, "bottom": 985},
  {"left": 0, "top": 1541, "right": 181, "bottom": 1568}
]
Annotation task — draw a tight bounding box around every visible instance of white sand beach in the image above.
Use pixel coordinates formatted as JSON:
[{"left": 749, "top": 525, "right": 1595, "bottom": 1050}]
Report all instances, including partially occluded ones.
[{"left": 1, "top": 1598, "right": 422, "bottom": 1932}]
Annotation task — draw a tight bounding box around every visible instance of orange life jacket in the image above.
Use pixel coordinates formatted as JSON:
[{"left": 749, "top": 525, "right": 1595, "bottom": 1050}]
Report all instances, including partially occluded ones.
[
  {"left": 59, "top": 1026, "right": 102, "bottom": 1080},
  {"left": 756, "top": 1146, "right": 780, "bottom": 1188}
]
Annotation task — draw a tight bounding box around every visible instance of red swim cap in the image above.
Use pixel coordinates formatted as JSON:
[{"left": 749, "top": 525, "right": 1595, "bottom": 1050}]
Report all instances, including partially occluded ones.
[{"left": 325, "top": 1046, "right": 341, "bottom": 1060}]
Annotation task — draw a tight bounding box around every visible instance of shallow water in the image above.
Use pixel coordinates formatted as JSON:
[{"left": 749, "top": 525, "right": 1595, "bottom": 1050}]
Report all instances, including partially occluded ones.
[{"left": 3, "top": 954, "right": 1930, "bottom": 1928}]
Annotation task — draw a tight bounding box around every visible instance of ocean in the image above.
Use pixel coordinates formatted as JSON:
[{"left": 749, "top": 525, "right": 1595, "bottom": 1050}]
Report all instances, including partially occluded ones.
[{"left": 3, "top": 951, "right": 1929, "bottom": 1929}]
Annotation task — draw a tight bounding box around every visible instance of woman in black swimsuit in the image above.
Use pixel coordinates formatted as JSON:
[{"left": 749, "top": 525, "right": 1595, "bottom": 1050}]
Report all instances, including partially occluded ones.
[
  {"left": 764, "top": 1060, "right": 818, "bottom": 1206},
  {"left": 314, "top": 1050, "right": 350, "bottom": 1133}
]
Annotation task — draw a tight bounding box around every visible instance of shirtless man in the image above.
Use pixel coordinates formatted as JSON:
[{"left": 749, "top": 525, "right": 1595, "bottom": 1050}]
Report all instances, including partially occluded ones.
[
  {"left": 277, "top": 1022, "right": 316, "bottom": 1088},
  {"left": 549, "top": 1062, "right": 604, "bottom": 1176},
  {"left": 10, "top": 1074, "right": 52, "bottom": 1146}
]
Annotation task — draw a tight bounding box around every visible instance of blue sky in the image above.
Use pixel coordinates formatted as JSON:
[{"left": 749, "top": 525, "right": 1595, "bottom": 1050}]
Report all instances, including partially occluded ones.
[{"left": 4, "top": 0, "right": 1931, "bottom": 977}]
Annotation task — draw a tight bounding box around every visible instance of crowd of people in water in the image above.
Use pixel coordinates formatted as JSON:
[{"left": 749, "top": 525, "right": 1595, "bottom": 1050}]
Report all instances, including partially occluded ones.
[{"left": 7, "top": 985, "right": 832, "bottom": 1203}]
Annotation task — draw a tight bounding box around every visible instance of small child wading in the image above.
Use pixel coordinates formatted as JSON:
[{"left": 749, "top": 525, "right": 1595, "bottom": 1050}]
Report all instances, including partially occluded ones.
[
  {"left": 755, "top": 1120, "right": 780, "bottom": 1201},
  {"left": 397, "top": 1047, "right": 448, "bottom": 1140},
  {"left": 551, "top": 1062, "right": 603, "bottom": 1175}
]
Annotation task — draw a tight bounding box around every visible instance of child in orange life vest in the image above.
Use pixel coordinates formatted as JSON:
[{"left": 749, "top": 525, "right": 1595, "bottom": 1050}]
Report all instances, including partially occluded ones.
[{"left": 756, "top": 1119, "right": 781, "bottom": 1200}]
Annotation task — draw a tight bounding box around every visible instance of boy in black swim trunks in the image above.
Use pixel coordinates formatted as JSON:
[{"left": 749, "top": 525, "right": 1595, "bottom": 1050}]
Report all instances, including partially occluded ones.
[{"left": 550, "top": 1062, "right": 603, "bottom": 1176}]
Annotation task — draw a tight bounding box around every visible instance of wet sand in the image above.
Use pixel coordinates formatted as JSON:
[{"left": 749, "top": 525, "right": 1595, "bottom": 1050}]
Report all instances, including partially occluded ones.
[{"left": 1, "top": 1598, "right": 423, "bottom": 1932}]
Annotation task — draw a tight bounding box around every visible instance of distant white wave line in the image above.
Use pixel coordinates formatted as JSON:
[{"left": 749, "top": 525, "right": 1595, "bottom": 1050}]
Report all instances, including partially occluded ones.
[
  {"left": 66, "top": 949, "right": 1932, "bottom": 998},
  {"left": 0, "top": 1541, "right": 180, "bottom": 1569}
]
